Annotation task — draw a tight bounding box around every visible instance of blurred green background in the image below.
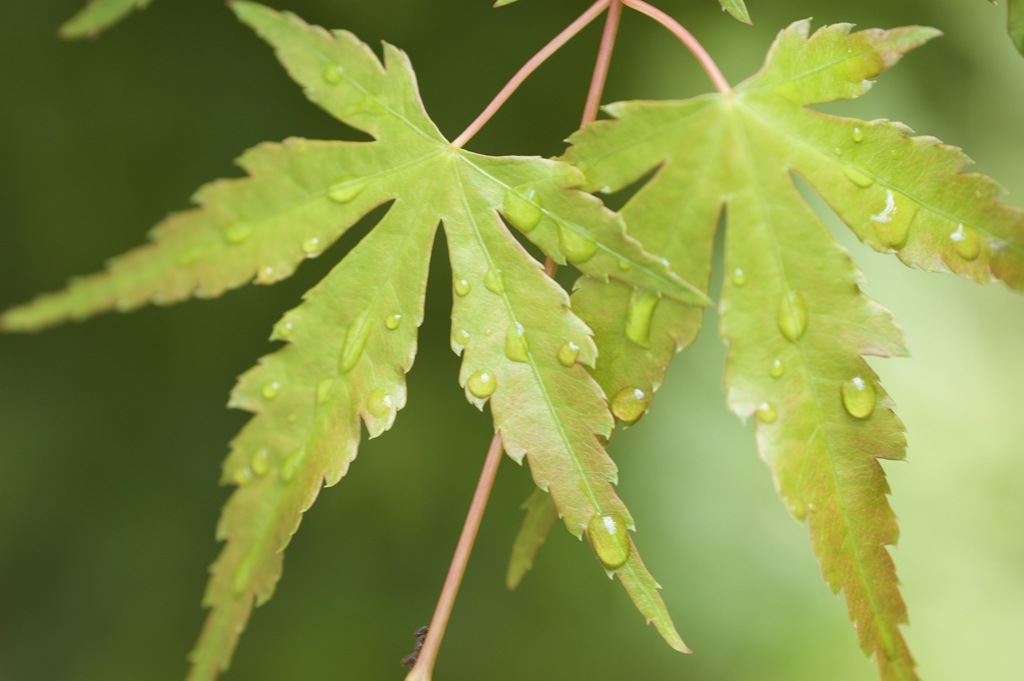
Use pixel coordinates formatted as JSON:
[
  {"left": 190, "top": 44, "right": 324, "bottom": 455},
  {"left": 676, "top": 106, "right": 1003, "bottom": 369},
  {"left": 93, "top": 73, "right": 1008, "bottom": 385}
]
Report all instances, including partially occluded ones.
[{"left": 1, "top": 1, "right": 1022, "bottom": 680}]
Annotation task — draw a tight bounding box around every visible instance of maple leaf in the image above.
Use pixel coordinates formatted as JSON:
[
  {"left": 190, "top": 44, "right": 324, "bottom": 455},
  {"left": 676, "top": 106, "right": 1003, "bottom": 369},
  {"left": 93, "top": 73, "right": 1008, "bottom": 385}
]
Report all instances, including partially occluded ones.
[
  {"left": 59, "top": 0, "right": 153, "bottom": 39},
  {"left": 547, "top": 19, "right": 1024, "bottom": 681},
  {"left": 1, "top": 2, "right": 713, "bottom": 677}
]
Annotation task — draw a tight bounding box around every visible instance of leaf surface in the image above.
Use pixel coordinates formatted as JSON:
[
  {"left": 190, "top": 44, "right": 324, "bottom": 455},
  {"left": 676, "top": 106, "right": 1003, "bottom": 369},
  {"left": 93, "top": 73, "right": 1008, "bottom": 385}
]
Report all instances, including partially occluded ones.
[
  {"left": 562, "top": 20, "right": 1024, "bottom": 680},
  {"left": 59, "top": 0, "right": 153, "bottom": 39}
]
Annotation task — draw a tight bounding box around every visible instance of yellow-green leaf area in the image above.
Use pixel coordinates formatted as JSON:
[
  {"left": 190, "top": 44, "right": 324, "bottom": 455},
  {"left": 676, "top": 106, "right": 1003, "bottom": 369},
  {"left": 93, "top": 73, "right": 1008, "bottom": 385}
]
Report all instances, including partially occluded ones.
[{"left": 562, "top": 19, "right": 1024, "bottom": 681}]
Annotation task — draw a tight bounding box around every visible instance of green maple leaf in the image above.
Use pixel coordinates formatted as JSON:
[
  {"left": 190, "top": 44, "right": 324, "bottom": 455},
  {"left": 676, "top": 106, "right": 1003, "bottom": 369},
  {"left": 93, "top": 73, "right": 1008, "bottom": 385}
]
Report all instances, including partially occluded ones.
[
  {"left": 541, "top": 19, "right": 1024, "bottom": 681},
  {"left": 2, "top": 2, "right": 713, "bottom": 677},
  {"left": 59, "top": 0, "right": 153, "bottom": 39}
]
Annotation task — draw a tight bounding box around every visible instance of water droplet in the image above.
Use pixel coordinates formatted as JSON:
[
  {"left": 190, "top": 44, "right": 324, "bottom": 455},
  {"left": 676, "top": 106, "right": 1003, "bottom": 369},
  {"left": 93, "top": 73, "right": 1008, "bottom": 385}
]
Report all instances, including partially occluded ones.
[
  {"left": 777, "top": 291, "right": 808, "bottom": 342},
  {"left": 452, "top": 328, "right": 471, "bottom": 347},
  {"left": 557, "top": 223, "right": 598, "bottom": 263},
  {"left": 302, "top": 237, "right": 323, "bottom": 257},
  {"left": 316, "top": 377, "right": 334, "bottom": 405},
  {"left": 223, "top": 222, "right": 253, "bottom": 244},
  {"left": 871, "top": 190, "right": 917, "bottom": 251},
  {"left": 833, "top": 146, "right": 844, "bottom": 157},
  {"left": 842, "top": 166, "right": 874, "bottom": 188},
  {"left": 502, "top": 189, "right": 543, "bottom": 232},
  {"left": 611, "top": 386, "right": 650, "bottom": 425},
  {"left": 869, "top": 189, "right": 897, "bottom": 224},
  {"left": 840, "top": 376, "right": 876, "bottom": 419},
  {"left": 617, "top": 258, "right": 632, "bottom": 271},
  {"left": 950, "top": 223, "right": 981, "bottom": 261},
  {"left": 587, "top": 514, "right": 630, "bottom": 571},
  {"left": 557, "top": 341, "right": 581, "bottom": 367},
  {"left": 286, "top": 413, "right": 298, "bottom": 424},
  {"left": 504, "top": 323, "right": 529, "bottom": 363},
  {"left": 233, "top": 552, "right": 256, "bottom": 595},
  {"left": 385, "top": 313, "right": 402, "bottom": 330},
  {"left": 852, "top": 126, "right": 864, "bottom": 143},
  {"left": 466, "top": 370, "right": 497, "bottom": 399},
  {"left": 756, "top": 402, "right": 778, "bottom": 424},
  {"left": 454, "top": 278, "right": 471, "bottom": 297},
  {"left": 731, "top": 268, "right": 747, "bottom": 286},
  {"left": 484, "top": 268, "right": 504, "bottom": 295},
  {"left": 233, "top": 466, "right": 254, "bottom": 487},
  {"left": 176, "top": 246, "right": 203, "bottom": 267},
  {"left": 769, "top": 358, "right": 785, "bottom": 378},
  {"left": 339, "top": 309, "right": 372, "bottom": 373},
  {"left": 250, "top": 448, "right": 271, "bottom": 477},
  {"left": 273, "top": 315, "right": 295, "bottom": 341},
  {"left": 279, "top": 449, "right": 302, "bottom": 482},
  {"left": 327, "top": 177, "right": 369, "bottom": 204},
  {"left": 322, "top": 64, "right": 344, "bottom": 84},
  {"left": 256, "top": 265, "right": 276, "bottom": 284},
  {"left": 625, "top": 289, "right": 660, "bottom": 348},
  {"left": 261, "top": 381, "right": 280, "bottom": 400},
  {"left": 366, "top": 389, "right": 394, "bottom": 418}
]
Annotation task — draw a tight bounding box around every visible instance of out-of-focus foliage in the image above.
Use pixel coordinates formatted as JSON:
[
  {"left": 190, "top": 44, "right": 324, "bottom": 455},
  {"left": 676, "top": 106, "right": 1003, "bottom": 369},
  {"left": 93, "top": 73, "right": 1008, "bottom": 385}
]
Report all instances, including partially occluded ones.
[{"left": 59, "top": 0, "right": 153, "bottom": 39}]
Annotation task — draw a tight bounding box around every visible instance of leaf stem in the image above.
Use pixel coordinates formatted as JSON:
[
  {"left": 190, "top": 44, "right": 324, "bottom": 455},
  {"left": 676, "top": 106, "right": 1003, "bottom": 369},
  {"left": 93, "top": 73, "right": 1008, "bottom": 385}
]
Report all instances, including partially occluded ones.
[
  {"left": 451, "top": 0, "right": 612, "bottom": 149},
  {"left": 404, "top": 432, "right": 504, "bottom": 681},
  {"left": 622, "top": 0, "right": 732, "bottom": 95},
  {"left": 581, "top": 0, "right": 623, "bottom": 126}
]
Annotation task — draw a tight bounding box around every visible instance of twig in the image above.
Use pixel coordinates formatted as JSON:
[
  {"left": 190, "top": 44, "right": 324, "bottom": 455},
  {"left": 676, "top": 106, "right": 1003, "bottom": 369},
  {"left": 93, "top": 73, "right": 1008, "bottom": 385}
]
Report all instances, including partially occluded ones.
[
  {"left": 623, "top": 0, "right": 732, "bottom": 95},
  {"left": 451, "top": 0, "right": 612, "bottom": 148}
]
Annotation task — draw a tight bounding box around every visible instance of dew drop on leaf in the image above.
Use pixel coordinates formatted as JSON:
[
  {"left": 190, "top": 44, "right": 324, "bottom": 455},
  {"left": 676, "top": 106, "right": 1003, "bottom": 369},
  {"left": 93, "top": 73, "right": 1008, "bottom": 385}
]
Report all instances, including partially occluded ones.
[
  {"left": 222, "top": 222, "right": 253, "bottom": 244},
  {"left": 233, "top": 466, "right": 254, "bottom": 487},
  {"left": 176, "top": 246, "right": 203, "bottom": 267},
  {"left": 842, "top": 166, "right": 874, "bottom": 188},
  {"left": 322, "top": 64, "right": 344, "bottom": 84},
  {"left": 502, "top": 189, "right": 543, "bottom": 232},
  {"left": 233, "top": 552, "right": 256, "bottom": 596},
  {"left": 256, "top": 265, "right": 276, "bottom": 284},
  {"left": 557, "top": 340, "right": 581, "bottom": 367},
  {"left": 557, "top": 224, "right": 598, "bottom": 263},
  {"left": 756, "top": 402, "right": 778, "bottom": 424},
  {"left": 366, "top": 389, "right": 394, "bottom": 418},
  {"left": 625, "top": 289, "right": 660, "bottom": 348},
  {"left": 272, "top": 316, "right": 295, "bottom": 341},
  {"left": 466, "top": 370, "right": 497, "bottom": 398},
  {"left": 871, "top": 190, "right": 917, "bottom": 251},
  {"left": 610, "top": 386, "right": 651, "bottom": 425},
  {"left": 587, "top": 514, "right": 630, "bottom": 571},
  {"left": 769, "top": 358, "right": 785, "bottom": 378},
  {"left": 302, "top": 236, "right": 323, "bottom": 257},
  {"left": 385, "top": 313, "right": 402, "bottom": 330},
  {"left": 261, "top": 381, "right": 280, "bottom": 400},
  {"left": 338, "top": 309, "right": 372, "bottom": 374},
  {"left": 316, "top": 377, "right": 335, "bottom": 405},
  {"left": 484, "top": 267, "right": 504, "bottom": 294},
  {"left": 250, "top": 448, "right": 271, "bottom": 477},
  {"left": 279, "top": 450, "right": 302, "bottom": 483},
  {"left": 327, "top": 177, "right": 369, "bottom": 204},
  {"left": 504, "top": 323, "right": 529, "bottom": 363},
  {"left": 852, "top": 126, "right": 865, "bottom": 143},
  {"left": 950, "top": 223, "right": 981, "bottom": 261},
  {"left": 617, "top": 258, "right": 632, "bottom": 271},
  {"left": 777, "top": 291, "right": 808, "bottom": 342},
  {"left": 731, "top": 267, "right": 747, "bottom": 286},
  {"left": 840, "top": 376, "right": 876, "bottom": 419},
  {"left": 454, "top": 278, "right": 471, "bottom": 297}
]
